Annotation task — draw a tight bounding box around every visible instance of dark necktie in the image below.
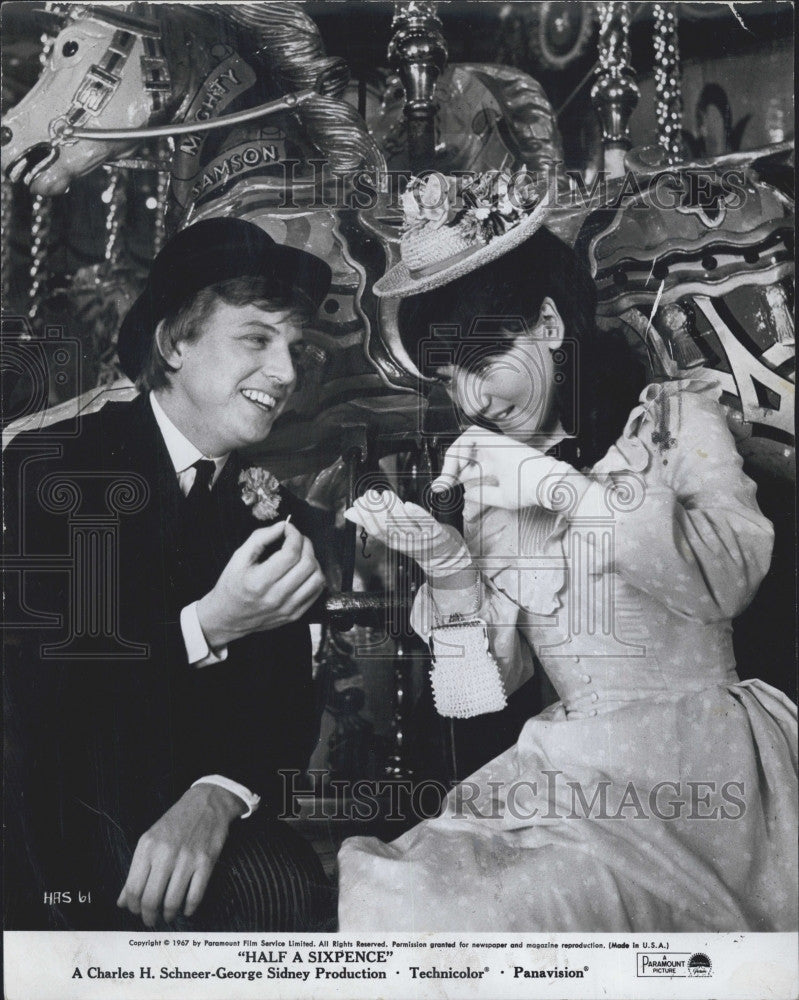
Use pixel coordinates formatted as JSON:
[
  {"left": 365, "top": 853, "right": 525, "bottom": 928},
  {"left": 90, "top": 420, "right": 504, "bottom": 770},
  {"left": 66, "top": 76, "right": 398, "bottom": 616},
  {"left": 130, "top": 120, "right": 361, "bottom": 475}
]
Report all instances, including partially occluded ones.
[
  {"left": 181, "top": 460, "right": 220, "bottom": 588},
  {"left": 185, "top": 459, "right": 216, "bottom": 518}
]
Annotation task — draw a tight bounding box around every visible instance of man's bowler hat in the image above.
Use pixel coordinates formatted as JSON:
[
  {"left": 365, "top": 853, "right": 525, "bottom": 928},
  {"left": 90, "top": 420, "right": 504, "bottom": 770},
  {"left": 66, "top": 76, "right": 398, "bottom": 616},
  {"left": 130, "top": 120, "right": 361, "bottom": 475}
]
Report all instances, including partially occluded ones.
[{"left": 117, "top": 218, "right": 332, "bottom": 380}]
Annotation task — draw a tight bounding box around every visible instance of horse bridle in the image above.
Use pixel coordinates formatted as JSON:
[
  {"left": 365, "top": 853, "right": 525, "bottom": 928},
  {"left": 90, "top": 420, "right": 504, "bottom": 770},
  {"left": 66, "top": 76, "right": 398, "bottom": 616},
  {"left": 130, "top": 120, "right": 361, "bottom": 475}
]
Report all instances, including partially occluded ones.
[
  {"left": 46, "top": 3, "right": 321, "bottom": 148},
  {"left": 45, "top": 3, "right": 170, "bottom": 144}
]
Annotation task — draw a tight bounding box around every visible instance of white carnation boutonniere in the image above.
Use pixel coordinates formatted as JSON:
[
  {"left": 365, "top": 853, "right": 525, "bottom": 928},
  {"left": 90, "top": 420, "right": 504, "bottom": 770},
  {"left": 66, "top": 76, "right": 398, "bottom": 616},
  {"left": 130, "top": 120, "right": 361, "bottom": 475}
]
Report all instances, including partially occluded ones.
[{"left": 239, "top": 466, "right": 281, "bottom": 521}]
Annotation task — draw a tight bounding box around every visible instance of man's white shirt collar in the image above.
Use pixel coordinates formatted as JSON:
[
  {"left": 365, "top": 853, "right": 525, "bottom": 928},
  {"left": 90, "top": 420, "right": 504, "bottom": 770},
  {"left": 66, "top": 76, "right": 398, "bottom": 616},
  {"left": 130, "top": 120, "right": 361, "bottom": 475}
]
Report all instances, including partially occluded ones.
[{"left": 149, "top": 391, "right": 228, "bottom": 485}]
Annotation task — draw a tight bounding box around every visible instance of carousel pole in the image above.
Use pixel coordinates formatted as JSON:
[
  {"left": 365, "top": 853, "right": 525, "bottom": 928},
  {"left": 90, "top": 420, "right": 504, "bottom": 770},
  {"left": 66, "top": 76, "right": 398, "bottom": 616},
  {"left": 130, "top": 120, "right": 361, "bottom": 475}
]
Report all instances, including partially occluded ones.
[
  {"left": 388, "top": 1, "right": 447, "bottom": 174},
  {"left": 1, "top": 178, "right": 12, "bottom": 309},
  {"left": 153, "top": 168, "right": 170, "bottom": 256},
  {"left": 28, "top": 21, "right": 59, "bottom": 326},
  {"left": 653, "top": 2, "right": 683, "bottom": 164},
  {"left": 591, "top": 2, "right": 639, "bottom": 179},
  {"left": 101, "top": 168, "right": 127, "bottom": 269},
  {"left": 150, "top": 137, "right": 173, "bottom": 257},
  {"left": 96, "top": 168, "right": 129, "bottom": 384},
  {"left": 29, "top": 195, "right": 54, "bottom": 326}
]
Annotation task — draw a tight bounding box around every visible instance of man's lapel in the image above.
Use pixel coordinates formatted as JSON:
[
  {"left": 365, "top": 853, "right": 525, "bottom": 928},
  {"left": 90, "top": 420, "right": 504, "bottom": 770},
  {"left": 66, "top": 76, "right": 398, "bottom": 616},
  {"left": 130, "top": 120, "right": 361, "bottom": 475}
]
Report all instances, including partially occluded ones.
[
  {"left": 213, "top": 450, "right": 252, "bottom": 555},
  {"left": 122, "top": 393, "right": 185, "bottom": 529}
]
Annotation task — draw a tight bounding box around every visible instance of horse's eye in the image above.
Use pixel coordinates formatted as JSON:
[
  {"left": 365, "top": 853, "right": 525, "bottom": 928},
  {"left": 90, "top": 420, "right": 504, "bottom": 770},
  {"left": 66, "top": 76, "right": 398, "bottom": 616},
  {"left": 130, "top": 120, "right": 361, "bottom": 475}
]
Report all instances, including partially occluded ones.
[{"left": 62, "top": 40, "right": 79, "bottom": 57}]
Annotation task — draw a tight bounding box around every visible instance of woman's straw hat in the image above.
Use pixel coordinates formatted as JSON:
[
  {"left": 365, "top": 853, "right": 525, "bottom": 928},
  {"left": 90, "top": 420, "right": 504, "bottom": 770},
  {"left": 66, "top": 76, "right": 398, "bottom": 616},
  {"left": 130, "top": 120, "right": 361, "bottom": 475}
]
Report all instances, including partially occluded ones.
[{"left": 373, "top": 169, "right": 551, "bottom": 299}]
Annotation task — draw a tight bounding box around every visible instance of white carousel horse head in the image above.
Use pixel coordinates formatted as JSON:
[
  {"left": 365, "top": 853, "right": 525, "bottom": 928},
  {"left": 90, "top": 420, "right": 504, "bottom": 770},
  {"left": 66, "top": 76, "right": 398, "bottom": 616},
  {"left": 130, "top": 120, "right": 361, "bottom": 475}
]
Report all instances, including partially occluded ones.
[{"left": 1, "top": 4, "right": 168, "bottom": 195}]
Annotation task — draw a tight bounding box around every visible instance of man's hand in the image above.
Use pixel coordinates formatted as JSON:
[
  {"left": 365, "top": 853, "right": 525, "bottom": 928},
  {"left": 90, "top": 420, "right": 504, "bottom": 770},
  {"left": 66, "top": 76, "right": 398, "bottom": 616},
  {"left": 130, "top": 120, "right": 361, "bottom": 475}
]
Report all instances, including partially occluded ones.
[
  {"left": 116, "top": 784, "right": 244, "bottom": 927},
  {"left": 197, "top": 520, "right": 325, "bottom": 649}
]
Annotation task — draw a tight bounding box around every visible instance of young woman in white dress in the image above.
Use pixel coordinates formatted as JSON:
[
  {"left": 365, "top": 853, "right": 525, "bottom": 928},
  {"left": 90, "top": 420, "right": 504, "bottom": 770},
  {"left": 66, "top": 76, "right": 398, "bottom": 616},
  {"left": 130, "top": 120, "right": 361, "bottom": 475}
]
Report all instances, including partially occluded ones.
[{"left": 338, "top": 176, "right": 798, "bottom": 932}]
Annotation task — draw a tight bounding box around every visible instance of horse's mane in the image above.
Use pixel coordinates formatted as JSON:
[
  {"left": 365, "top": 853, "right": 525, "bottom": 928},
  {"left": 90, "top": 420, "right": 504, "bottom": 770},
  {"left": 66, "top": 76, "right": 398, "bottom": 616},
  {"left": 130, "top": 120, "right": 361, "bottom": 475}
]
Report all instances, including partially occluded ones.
[{"left": 211, "top": 2, "right": 384, "bottom": 175}]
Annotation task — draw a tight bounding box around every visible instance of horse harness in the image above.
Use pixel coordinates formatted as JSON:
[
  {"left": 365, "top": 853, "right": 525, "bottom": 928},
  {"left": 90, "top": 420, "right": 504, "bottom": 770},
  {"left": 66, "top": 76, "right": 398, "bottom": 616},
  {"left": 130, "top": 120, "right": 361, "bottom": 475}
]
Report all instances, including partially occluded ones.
[{"left": 47, "top": 4, "right": 170, "bottom": 145}]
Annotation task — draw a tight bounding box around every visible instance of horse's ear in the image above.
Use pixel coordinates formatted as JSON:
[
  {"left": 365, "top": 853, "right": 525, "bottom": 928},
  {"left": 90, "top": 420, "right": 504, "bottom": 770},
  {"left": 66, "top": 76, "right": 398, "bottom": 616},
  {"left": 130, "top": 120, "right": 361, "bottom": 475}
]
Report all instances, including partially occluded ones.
[{"left": 32, "top": 9, "right": 68, "bottom": 35}]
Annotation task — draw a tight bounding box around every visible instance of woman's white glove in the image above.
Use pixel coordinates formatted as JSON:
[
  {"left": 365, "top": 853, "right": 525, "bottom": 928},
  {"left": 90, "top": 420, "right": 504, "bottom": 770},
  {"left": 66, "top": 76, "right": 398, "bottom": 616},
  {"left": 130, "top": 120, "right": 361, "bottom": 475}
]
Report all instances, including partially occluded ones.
[
  {"left": 344, "top": 489, "right": 473, "bottom": 580},
  {"left": 432, "top": 425, "right": 574, "bottom": 511}
]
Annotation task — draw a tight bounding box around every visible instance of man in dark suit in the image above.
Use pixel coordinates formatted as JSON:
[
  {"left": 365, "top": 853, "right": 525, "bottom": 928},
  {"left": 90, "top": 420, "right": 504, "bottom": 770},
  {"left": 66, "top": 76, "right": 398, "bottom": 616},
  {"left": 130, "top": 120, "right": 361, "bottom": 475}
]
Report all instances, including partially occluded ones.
[{"left": 4, "top": 219, "right": 334, "bottom": 931}]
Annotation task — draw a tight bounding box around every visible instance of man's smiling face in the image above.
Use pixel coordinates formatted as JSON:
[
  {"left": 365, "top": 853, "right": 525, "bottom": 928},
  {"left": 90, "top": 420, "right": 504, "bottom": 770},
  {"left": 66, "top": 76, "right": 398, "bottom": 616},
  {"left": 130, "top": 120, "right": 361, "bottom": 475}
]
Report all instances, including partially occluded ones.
[{"left": 159, "top": 299, "right": 305, "bottom": 456}]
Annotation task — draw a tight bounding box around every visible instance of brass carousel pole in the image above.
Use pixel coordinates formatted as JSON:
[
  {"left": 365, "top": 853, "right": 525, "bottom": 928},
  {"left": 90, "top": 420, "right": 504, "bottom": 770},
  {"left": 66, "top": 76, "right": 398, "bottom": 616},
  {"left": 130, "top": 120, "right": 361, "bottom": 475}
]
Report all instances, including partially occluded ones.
[
  {"left": 591, "top": 2, "right": 639, "bottom": 179},
  {"left": 388, "top": 1, "right": 447, "bottom": 174}
]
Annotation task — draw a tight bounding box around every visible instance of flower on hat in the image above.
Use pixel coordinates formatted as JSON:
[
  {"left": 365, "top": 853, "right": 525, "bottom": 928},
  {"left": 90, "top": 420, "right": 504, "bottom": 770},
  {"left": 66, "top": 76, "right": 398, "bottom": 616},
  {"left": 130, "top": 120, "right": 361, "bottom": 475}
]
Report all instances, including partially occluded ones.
[
  {"left": 463, "top": 168, "right": 540, "bottom": 238},
  {"left": 402, "top": 173, "right": 462, "bottom": 231},
  {"left": 239, "top": 466, "right": 281, "bottom": 521},
  {"left": 496, "top": 172, "right": 516, "bottom": 217},
  {"left": 400, "top": 168, "right": 543, "bottom": 247}
]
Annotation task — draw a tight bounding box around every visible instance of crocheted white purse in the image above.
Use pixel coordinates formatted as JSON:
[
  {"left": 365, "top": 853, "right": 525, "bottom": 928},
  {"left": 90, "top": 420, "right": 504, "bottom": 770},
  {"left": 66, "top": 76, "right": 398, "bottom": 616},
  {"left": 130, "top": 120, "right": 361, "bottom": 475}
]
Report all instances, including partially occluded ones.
[{"left": 429, "top": 615, "right": 507, "bottom": 719}]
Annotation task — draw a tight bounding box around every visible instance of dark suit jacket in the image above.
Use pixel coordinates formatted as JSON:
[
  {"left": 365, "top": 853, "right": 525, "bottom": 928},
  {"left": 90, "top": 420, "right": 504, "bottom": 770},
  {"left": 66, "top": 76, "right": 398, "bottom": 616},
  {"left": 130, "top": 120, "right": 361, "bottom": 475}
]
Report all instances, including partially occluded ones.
[{"left": 3, "top": 393, "right": 328, "bottom": 912}]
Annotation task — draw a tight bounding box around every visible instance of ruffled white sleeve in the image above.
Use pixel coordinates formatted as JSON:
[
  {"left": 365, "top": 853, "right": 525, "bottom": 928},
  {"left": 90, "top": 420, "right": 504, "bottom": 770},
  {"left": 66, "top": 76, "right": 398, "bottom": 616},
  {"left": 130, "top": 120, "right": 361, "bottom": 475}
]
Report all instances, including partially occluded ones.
[{"left": 586, "top": 372, "right": 774, "bottom": 622}]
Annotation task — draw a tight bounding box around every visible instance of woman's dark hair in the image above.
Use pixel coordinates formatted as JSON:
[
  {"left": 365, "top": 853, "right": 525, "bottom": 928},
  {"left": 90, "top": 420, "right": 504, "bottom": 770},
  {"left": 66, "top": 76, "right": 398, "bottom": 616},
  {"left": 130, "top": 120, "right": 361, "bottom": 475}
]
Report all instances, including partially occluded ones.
[{"left": 397, "top": 227, "right": 646, "bottom": 467}]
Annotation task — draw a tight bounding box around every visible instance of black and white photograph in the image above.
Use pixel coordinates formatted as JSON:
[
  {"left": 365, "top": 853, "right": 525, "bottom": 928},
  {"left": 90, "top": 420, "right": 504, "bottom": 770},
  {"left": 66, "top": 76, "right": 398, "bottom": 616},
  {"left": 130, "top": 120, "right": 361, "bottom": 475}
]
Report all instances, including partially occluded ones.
[{"left": 2, "top": 2, "right": 796, "bottom": 998}]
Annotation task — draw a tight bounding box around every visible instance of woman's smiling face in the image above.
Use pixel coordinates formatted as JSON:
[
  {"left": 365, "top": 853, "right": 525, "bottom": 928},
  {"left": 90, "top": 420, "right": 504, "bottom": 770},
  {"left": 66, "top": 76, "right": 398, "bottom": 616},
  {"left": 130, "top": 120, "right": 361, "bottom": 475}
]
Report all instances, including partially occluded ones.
[{"left": 437, "top": 299, "right": 565, "bottom": 444}]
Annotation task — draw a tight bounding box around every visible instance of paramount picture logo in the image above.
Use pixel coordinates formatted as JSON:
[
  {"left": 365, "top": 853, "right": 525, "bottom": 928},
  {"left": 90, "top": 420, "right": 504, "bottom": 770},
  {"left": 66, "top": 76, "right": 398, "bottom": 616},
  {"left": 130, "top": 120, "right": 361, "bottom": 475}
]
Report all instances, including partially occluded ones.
[{"left": 637, "top": 952, "right": 713, "bottom": 977}]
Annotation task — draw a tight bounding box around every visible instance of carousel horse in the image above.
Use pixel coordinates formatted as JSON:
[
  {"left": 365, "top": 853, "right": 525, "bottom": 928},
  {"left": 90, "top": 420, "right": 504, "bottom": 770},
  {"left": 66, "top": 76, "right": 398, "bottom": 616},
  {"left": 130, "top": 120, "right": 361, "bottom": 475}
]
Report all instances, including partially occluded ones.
[{"left": 1, "top": 1, "right": 565, "bottom": 477}]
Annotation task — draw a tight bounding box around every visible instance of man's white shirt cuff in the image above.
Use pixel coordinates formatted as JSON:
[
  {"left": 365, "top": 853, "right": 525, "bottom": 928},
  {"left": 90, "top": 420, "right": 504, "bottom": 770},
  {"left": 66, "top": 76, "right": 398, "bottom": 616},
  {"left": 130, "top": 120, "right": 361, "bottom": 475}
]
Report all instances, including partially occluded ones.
[
  {"left": 181, "top": 601, "right": 229, "bottom": 667},
  {"left": 191, "top": 776, "right": 261, "bottom": 819}
]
